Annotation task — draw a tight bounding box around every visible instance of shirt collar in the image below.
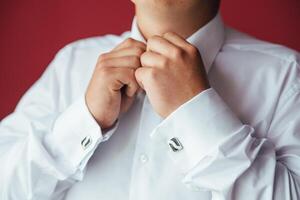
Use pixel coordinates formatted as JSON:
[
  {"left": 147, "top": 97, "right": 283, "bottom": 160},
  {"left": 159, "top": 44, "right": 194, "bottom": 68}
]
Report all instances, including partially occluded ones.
[{"left": 130, "top": 13, "right": 225, "bottom": 73}]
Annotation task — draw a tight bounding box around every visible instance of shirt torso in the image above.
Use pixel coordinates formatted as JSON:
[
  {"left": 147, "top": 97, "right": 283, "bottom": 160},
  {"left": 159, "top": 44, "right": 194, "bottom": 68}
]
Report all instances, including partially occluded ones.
[{"left": 57, "top": 22, "right": 299, "bottom": 200}]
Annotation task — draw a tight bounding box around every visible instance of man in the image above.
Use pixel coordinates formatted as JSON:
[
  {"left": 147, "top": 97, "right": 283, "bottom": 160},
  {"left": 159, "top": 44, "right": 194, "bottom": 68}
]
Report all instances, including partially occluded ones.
[{"left": 0, "top": 0, "right": 299, "bottom": 199}]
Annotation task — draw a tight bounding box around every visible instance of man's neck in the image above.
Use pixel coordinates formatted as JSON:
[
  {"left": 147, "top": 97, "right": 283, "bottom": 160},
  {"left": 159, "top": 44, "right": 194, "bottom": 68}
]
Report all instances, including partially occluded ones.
[{"left": 135, "top": 4, "right": 218, "bottom": 40}]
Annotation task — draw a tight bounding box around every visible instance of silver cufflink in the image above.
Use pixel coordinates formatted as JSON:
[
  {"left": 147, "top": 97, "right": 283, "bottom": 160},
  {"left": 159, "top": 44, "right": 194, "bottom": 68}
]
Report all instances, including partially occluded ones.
[
  {"left": 168, "top": 137, "right": 183, "bottom": 152},
  {"left": 81, "top": 136, "right": 92, "bottom": 150}
]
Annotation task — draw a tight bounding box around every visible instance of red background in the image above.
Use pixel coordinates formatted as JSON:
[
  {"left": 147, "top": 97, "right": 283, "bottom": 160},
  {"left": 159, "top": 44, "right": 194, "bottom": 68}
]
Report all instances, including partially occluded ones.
[{"left": 0, "top": 0, "right": 299, "bottom": 119}]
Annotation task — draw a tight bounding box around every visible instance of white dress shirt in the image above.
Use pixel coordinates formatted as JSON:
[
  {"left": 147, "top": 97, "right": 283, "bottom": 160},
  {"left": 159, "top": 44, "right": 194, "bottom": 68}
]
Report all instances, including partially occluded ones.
[{"left": 0, "top": 13, "right": 300, "bottom": 200}]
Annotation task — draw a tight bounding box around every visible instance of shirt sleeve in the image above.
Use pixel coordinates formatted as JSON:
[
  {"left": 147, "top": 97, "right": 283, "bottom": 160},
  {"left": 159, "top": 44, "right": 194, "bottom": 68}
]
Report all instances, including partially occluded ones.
[
  {"left": 0, "top": 45, "right": 118, "bottom": 200},
  {"left": 150, "top": 84, "right": 300, "bottom": 199},
  {"left": 43, "top": 96, "right": 116, "bottom": 178}
]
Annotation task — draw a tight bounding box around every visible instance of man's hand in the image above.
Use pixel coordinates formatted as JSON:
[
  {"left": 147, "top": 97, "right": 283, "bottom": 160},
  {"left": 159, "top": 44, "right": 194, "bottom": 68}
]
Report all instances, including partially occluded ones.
[
  {"left": 135, "top": 32, "right": 210, "bottom": 118},
  {"left": 86, "top": 38, "right": 146, "bottom": 129}
]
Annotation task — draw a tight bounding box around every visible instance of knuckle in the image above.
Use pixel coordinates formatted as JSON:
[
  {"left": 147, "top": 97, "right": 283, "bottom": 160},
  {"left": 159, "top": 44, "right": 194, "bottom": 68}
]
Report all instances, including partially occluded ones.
[
  {"left": 96, "top": 59, "right": 106, "bottom": 68},
  {"left": 98, "top": 66, "right": 111, "bottom": 76},
  {"left": 159, "top": 57, "right": 169, "bottom": 67},
  {"left": 172, "top": 47, "right": 184, "bottom": 59},
  {"left": 134, "top": 47, "right": 145, "bottom": 56},
  {"left": 97, "top": 56, "right": 110, "bottom": 67},
  {"left": 97, "top": 53, "right": 107, "bottom": 63},
  {"left": 130, "top": 56, "right": 141, "bottom": 66},
  {"left": 125, "top": 38, "right": 135, "bottom": 45}
]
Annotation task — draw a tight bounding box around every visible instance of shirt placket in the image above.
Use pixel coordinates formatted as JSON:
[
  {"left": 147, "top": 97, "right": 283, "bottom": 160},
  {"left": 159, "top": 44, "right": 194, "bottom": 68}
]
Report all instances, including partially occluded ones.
[{"left": 128, "top": 93, "right": 163, "bottom": 200}]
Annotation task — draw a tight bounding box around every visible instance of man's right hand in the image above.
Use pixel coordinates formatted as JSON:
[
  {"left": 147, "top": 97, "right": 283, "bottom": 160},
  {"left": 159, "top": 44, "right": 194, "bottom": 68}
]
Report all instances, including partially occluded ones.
[{"left": 85, "top": 38, "right": 146, "bottom": 129}]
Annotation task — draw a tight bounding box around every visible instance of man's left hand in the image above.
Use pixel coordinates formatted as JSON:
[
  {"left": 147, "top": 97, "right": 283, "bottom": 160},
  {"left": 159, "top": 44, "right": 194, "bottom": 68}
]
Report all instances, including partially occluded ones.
[{"left": 135, "top": 32, "right": 210, "bottom": 118}]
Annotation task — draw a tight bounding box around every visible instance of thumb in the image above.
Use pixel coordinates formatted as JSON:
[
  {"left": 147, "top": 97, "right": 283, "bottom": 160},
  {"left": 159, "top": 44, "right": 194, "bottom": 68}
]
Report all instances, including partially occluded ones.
[{"left": 135, "top": 67, "right": 151, "bottom": 90}]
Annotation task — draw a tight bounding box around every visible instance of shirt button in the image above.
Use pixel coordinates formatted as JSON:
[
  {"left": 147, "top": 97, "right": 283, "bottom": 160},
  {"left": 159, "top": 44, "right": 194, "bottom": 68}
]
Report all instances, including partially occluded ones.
[{"left": 139, "top": 153, "right": 149, "bottom": 163}]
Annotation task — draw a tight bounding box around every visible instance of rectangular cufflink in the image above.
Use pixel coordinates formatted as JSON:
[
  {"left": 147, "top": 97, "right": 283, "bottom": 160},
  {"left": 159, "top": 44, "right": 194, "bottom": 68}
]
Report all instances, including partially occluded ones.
[
  {"left": 81, "top": 136, "right": 92, "bottom": 150},
  {"left": 168, "top": 137, "right": 183, "bottom": 152}
]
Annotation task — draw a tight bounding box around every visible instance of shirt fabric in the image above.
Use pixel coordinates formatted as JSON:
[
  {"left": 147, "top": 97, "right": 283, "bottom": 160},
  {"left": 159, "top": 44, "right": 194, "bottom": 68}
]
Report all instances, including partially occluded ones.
[{"left": 0, "top": 14, "right": 300, "bottom": 200}]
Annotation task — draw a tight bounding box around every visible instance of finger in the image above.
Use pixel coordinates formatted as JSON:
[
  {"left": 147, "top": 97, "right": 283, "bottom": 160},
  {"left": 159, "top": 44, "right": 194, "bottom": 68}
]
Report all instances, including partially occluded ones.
[
  {"left": 99, "top": 46, "right": 145, "bottom": 61},
  {"left": 98, "top": 56, "right": 141, "bottom": 70},
  {"left": 120, "top": 95, "right": 135, "bottom": 113},
  {"left": 113, "top": 38, "right": 146, "bottom": 51},
  {"left": 147, "top": 35, "right": 179, "bottom": 58},
  {"left": 163, "top": 32, "right": 191, "bottom": 50},
  {"left": 135, "top": 67, "right": 155, "bottom": 90},
  {"left": 112, "top": 67, "right": 139, "bottom": 97},
  {"left": 140, "top": 51, "right": 167, "bottom": 69}
]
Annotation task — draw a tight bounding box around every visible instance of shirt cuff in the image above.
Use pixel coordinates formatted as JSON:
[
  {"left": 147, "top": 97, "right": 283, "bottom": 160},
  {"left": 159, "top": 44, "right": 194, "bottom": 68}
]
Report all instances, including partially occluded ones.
[
  {"left": 150, "top": 88, "right": 244, "bottom": 173},
  {"left": 44, "top": 96, "right": 117, "bottom": 175}
]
